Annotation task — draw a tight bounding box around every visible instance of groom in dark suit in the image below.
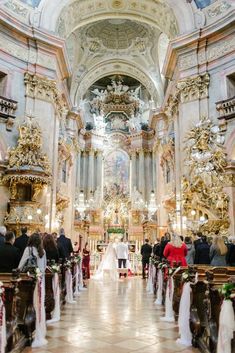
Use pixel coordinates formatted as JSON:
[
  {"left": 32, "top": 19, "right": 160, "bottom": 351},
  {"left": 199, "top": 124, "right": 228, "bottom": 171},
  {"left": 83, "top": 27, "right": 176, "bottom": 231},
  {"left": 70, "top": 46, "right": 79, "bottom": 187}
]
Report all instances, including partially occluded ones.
[{"left": 141, "top": 239, "right": 152, "bottom": 279}]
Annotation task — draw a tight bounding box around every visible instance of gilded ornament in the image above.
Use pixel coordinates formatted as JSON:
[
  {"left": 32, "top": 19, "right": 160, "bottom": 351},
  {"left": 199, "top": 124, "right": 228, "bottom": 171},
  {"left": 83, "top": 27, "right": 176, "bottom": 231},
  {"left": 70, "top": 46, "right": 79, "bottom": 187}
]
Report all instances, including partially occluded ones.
[{"left": 182, "top": 116, "right": 229, "bottom": 233}]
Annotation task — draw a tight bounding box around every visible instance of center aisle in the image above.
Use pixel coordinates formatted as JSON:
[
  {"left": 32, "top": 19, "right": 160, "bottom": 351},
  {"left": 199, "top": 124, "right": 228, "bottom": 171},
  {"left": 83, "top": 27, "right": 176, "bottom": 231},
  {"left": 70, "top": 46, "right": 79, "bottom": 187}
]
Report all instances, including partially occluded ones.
[{"left": 23, "top": 278, "right": 199, "bottom": 353}]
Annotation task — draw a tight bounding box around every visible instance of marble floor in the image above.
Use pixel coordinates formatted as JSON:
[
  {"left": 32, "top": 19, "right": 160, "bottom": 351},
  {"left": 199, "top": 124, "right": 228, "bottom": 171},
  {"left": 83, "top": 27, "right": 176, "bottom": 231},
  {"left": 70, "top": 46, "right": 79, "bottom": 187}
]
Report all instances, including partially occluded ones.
[{"left": 23, "top": 277, "right": 199, "bottom": 353}]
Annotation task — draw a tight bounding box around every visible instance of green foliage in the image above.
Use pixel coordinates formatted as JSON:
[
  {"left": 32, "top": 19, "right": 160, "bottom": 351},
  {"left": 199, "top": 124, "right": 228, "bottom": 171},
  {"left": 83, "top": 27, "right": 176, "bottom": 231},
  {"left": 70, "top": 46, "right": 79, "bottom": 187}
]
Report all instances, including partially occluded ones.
[
  {"left": 221, "top": 283, "right": 235, "bottom": 300},
  {"left": 107, "top": 228, "right": 125, "bottom": 234}
]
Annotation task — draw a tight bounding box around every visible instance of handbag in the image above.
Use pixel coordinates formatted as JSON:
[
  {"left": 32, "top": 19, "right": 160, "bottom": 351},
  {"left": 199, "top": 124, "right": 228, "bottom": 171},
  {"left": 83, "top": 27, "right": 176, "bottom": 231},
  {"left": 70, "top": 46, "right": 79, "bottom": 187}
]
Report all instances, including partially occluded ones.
[{"left": 22, "top": 247, "right": 37, "bottom": 272}]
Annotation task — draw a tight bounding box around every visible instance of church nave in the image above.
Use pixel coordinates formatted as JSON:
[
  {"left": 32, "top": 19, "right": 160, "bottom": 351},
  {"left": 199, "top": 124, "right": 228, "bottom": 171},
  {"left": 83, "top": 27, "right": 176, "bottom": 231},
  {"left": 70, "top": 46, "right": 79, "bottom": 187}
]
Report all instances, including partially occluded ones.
[{"left": 23, "top": 278, "right": 199, "bottom": 353}]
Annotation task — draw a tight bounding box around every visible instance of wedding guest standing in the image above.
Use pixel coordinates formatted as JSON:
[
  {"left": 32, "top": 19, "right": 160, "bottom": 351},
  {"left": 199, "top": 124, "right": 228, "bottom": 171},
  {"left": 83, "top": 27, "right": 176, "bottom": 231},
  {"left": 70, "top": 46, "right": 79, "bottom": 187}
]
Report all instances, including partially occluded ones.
[
  {"left": 0, "top": 226, "right": 6, "bottom": 246},
  {"left": 184, "top": 236, "right": 195, "bottom": 264},
  {"left": 153, "top": 238, "right": 161, "bottom": 258},
  {"left": 82, "top": 242, "right": 90, "bottom": 280},
  {"left": 18, "top": 233, "right": 47, "bottom": 273},
  {"left": 0, "top": 231, "right": 20, "bottom": 272},
  {"left": 57, "top": 228, "right": 73, "bottom": 259},
  {"left": 163, "top": 234, "right": 187, "bottom": 266},
  {"left": 159, "top": 232, "right": 170, "bottom": 260},
  {"left": 14, "top": 227, "right": 29, "bottom": 257},
  {"left": 226, "top": 236, "right": 235, "bottom": 266},
  {"left": 210, "top": 236, "right": 228, "bottom": 266},
  {"left": 141, "top": 239, "right": 152, "bottom": 279},
  {"left": 194, "top": 235, "right": 210, "bottom": 264},
  {"left": 43, "top": 233, "right": 60, "bottom": 262}
]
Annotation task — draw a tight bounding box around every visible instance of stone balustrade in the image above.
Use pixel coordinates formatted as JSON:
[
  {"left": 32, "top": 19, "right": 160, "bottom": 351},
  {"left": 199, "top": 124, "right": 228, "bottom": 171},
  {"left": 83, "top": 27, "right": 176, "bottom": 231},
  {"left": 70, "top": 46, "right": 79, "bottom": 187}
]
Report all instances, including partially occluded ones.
[
  {"left": 216, "top": 95, "right": 235, "bottom": 120},
  {"left": 0, "top": 95, "right": 17, "bottom": 119}
]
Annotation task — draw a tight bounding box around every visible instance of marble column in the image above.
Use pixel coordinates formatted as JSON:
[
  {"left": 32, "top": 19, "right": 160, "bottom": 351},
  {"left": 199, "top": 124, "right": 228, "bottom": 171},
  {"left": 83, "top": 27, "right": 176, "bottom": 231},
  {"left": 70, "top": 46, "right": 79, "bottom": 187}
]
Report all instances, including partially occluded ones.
[
  {"left": 96, "top": 151, "right": 103, "bottom": 190},
  {"left": 152, "top": 151, "right": 156, "bottom": 192},
  {"left": 145, "top": 151, "right": 151, "bottom": 201},
  {"left": 88, "top": 149, "right": 95, "bottom": 196},
  {"left": 174, "top": 109, "right": 183, "bottom": 234},
  {"left": 76, "top": 150, "right": 81, "bottom": 191},
  {"left": 82, "top": 151, "right": 87, "bottom": 194},
  {"left": 131, "top": 151, "right": 136, "bottom": 193},
  {"left": 138, "top": 150, "right": 145, "bottom": 201}
]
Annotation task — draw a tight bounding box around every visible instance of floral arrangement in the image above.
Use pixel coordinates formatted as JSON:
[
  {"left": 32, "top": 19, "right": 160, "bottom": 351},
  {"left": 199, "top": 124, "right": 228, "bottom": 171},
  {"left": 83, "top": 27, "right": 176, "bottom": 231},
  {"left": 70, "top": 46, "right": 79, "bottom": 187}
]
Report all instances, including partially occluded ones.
[
  {"left": 134, "top": 253, "right": 142, "bottom": 262},
  {"left": 0, "top": 281, "right": 5, "bottom": 300},
  {"left": 72, "top": 255, "right": 81, "bottom": 265},
  {"left": 149, "top": 257, "right": 159, "bottom": 266},
  {"left": 221, "top": 283, "right": 235, "bottom": 300},
  {"left": 51, "top": 264, "right": 61, "bottom": 274},
  {"left": 181, "top": 268, "right": 196, "bottom": 283},
  {"left": 27, "top": 267, "right": 42, "bottom": 280},
  {"left": 107, "top": 228, "right": 124, "bottom": 234},
  {"left": 64, "top": 260, "right": 72, "bottom": 270}
]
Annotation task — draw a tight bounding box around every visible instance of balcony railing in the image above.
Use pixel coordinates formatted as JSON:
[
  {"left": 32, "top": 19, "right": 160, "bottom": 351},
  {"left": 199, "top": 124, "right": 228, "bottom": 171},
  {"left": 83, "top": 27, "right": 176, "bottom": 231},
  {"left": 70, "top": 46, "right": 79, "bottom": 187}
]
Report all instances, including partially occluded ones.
[
  {"left": 216, "top": 96, "right": 235, "bottom": 120},
  {"left": 0, "top": 95, "right": 17, "bottom": 120}
]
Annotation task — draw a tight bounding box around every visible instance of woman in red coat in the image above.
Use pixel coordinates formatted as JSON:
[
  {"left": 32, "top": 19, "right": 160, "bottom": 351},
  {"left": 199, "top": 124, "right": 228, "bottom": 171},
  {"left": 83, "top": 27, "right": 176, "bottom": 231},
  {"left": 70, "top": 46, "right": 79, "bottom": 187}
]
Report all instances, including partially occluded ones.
[
  {"left": 82, "top": 242, "right": 90, "bottom": 280},
  {"left": 163, "top": 234, "right": 188, "bottom": 266}
]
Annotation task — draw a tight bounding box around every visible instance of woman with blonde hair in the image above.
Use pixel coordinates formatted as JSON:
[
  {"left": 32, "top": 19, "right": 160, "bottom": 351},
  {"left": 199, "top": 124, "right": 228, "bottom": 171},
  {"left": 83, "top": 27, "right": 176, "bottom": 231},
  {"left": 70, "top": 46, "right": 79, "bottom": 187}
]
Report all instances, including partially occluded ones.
[
  {"left": 210, "top": 235, "right": 228, "bottom": 266},
  {"left": 163, "top": 234, "right": 188, "bottom": 266}
]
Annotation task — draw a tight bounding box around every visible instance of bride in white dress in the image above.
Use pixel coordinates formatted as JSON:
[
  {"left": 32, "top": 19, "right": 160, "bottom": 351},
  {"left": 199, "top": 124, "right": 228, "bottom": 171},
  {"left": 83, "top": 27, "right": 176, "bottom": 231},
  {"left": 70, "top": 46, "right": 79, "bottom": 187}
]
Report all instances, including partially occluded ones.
[{"left": 93, "top": 242, "right": 118, "bottom": 281}]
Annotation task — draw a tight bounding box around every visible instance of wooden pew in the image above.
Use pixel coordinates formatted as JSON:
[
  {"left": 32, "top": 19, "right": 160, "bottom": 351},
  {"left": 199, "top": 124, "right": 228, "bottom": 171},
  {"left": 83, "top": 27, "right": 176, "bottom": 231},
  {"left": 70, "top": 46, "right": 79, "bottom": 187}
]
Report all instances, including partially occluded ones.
[
  {"left": 45, "top": 270, "right": 55, "bottom": 321},
  {"left": 17, "top": 273, "right": 36, "bottom": 345},
  {"left": 0, "top": 272, "right": 36, "bottom": 352},
  {"left": 0, "top": 273, "right": 25, "bottom": 353},
  {"left": 189, "top": 266, "right": 235, "bottom": 353}
]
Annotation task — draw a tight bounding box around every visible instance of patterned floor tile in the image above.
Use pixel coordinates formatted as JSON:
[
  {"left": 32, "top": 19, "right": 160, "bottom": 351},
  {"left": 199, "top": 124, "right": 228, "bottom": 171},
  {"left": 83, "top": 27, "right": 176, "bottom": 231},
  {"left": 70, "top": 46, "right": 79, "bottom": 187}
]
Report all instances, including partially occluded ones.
[{"left": 22, "top": 278, "right": 199, "bottom": 353}]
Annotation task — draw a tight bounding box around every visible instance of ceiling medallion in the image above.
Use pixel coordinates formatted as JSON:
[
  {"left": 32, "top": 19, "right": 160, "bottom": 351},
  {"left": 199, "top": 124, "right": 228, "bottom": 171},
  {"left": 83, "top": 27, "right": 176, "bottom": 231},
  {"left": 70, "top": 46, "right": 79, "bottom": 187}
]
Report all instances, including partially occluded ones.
[{"left": 111, "top": 0, "right": 126, "bottom": 10}]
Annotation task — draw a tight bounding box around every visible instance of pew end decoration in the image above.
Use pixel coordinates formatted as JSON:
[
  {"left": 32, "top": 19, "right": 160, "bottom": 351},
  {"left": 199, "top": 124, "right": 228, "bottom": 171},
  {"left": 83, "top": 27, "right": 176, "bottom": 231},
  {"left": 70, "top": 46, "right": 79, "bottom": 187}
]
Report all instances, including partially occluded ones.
[
  {"left": 217, "top": 282, "right": 235, "bottom": 353},
  {"left": 160, "top": 263, "right": 178, "bottom": 323},
  {"left": 64, "top": 260, "right": 76, "bottom": 304},
  {"left": 47, "top": 262, "right": 61, "bottom": 324},
  {"left": 71, "top": 255, "right": 82, "bottom": 296},
  {"left": 177, "top": 268, "right": 197, "bottom": 347},
  {"left": 26, "top": 267, "right": 48, "bottom": 348},
  {"left": 147, "top": 257, "right": 158, "bottom": 294}
]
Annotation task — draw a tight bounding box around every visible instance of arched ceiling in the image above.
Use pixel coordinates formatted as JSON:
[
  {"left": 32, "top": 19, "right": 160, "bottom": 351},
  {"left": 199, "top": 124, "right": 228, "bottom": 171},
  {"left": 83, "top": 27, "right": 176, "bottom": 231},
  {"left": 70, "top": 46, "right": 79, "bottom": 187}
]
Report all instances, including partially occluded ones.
[
  {"left": 0, "top": 0, "right": 197, "bottom": 125},
  {"left": 73, "top": 60, "right": 158, "bottom": 105},
  {"left": 56, "top": 0, "right": 179, "bottom": 40},
  {"left": 85, "top": 19, "right": 149, "bottom": 50}
]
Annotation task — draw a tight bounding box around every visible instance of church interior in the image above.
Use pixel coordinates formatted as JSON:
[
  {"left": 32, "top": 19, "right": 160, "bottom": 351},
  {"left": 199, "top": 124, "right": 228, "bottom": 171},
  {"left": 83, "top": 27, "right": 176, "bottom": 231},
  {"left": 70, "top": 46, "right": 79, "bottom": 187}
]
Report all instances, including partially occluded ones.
[{"left": 0, "top": 0, "right": 235, "bottom": 352}]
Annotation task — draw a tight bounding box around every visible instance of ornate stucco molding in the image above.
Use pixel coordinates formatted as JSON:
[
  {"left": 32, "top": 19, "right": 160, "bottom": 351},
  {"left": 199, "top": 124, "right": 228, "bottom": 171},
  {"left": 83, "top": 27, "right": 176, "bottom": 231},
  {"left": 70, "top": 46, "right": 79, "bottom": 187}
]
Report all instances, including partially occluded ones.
[
  {"left": 164, "top": 73, "right": 210, "bottom": 117},
  {"left": 182, "top": 116, "right": 230, "bottom": 234},
  {"left": 57, "top": 0, "right": 178, "bottom": 40},
  {"left": 176, "top": 73, "right": 210, "bottom": 103},
  {"left": 24, "top": 72, "right": 68, "bottom": 115},
  {"left": 164, "top": 93, "right": 180, "bottom": 117}
]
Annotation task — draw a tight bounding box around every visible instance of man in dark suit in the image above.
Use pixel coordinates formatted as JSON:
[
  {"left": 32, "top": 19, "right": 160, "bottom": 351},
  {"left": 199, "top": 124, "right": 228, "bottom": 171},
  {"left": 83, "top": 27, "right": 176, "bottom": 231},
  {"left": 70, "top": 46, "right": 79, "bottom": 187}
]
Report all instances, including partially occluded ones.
[
  {"left": 141, "top": 239, "right": 152, "bottom": 279},
  {"left": 194, "top": 232, "right": 203, "bottom": 250},
  {"left": 57, "top": 228, "right": 73, "bottom": 259},
  {"left": 14, "top": 227, "right": 29, "bottom": 257},
  {"left": 194, "top": 235, "right": 210, "bottom": 264},
  {"left": 153, "top": 238, "right": 161, "bottom": 258},
  {"left": 159, "top": 232, "right": 170, "bottom": 260},
  {"left": 0, "top": 231, "right": 20, "bottom": 272},
  {"left": 0, "top": 226, "right": 6, "bottom": 246}
]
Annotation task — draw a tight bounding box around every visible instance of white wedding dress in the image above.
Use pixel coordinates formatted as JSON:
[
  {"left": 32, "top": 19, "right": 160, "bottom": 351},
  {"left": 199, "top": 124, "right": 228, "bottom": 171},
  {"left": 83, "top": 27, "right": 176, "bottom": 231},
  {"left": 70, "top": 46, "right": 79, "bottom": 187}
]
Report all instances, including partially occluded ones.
[{"left": 92, "top": 243, "right": 118, "bottom": 281}]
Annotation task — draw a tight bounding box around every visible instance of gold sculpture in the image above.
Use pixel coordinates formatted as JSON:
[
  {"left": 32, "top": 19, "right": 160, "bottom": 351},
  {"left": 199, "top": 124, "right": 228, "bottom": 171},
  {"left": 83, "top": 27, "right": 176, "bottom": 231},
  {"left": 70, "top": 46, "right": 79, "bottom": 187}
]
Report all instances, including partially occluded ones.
[
  {"left": 3, "top": 117, "right": 51, "bottom": 233},
  {"left": 182, "top": 116, "right": 229, "bottom": 234},
  {"left": 7, "top": 117, "right": 50, "bottom": 174}
]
